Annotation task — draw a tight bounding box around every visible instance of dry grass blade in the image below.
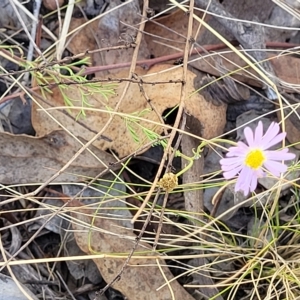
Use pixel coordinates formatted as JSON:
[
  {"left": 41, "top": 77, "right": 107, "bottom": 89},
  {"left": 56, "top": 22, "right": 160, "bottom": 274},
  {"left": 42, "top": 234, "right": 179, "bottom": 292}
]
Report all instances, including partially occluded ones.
[{"left": 2, "top": 0, "right": 300, "bottom": 299}]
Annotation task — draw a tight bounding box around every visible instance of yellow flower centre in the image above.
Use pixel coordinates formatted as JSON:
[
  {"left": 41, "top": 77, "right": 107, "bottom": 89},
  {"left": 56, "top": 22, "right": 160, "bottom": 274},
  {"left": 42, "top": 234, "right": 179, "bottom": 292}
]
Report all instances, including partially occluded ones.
[{"left": 244, "top": 149, "right": 265, "bottom": 169}]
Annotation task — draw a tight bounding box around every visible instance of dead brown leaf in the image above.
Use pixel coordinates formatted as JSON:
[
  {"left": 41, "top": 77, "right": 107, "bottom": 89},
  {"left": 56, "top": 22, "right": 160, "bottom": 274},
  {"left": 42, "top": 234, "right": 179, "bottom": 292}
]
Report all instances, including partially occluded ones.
[
  {"left": 191, "top": 51, "right": 300, "bottom": 92},
  {"left": 144, "top": 9, "right": 205, "bottom": 57},
  {"left": 92, "top": 0, "right": 150, "bottom": 76},
  {"left": 62, "top": 18, "right": 99, "bottom": 55},
  {"left": 32, "top": 64, "right": 227, "bottom": 158},
  {"left": 69, "top": 201, "right": 195, "bottom": 300},
  {"left": 0, "top": 130, "right": 116, "bottom": 184}
]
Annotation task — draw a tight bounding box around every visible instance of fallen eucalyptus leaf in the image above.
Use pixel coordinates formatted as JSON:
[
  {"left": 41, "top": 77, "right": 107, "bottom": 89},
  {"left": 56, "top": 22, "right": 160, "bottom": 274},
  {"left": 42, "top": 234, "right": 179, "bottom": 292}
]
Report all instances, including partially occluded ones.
[
  {"left": 69, "top": 200, "right": 195, "bottom": 300},
  {"left": 144, "top": 8, "right": 206, "bottom": 57},
  {"left": 0, "top": 130, "right": 116, "bottom": 184},
  {"left": 32, "top": 64, "right": 227, "bottom": 158},
  {"left": 62, "top": 177, "right": 132, "bottom": 284}
]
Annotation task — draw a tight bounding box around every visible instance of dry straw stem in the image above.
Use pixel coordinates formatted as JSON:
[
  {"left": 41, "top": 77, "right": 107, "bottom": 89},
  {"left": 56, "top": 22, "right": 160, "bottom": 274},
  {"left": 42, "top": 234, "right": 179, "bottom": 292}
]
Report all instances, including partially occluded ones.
[
  {"left": 56, "top": 0, "right": 75, "bottom": 60},
  {"left": 172, "top": 0, "right": 222, "bottom": 298},
  {"left": 0, "top": 249, "right": 236, "bottom": 267},
  {"left": 0, "top": 0, "right": 143, "bottom": 270},
  {"left": 273, "top": 0, "right": 300, "bottom": 20},
  {"left": 81, "top": 0, "right": 177, "bottom": 295},
  {"left": 41, "top": 1, "right": 132, "bottom": 58},
  {"left": 131, "top": 0, "right": 195, "bottom": 224},
  {"left": 172, "top": 0, "right": 289, "bottom": 173},
  {"left": 172, "top": 0, "right": 298, "bottom": 253},
  {"left": 169, "top": 0, "right": 284, "bottom": 114},
  {"left": 9, "top": 0, "right": 57, "bottom": 46}
]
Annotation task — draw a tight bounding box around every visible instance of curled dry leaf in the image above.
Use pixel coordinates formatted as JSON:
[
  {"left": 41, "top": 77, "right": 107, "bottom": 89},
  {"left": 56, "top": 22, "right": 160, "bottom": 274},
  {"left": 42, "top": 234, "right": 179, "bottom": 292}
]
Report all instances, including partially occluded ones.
[
  {"left": 32, "top": 64, "right": 227, "bottom": 158},
  {"left": 0, "top": 130, "right": 116, "bottom": 184},
  {"left": 197, "top": 74, "right": 250, "bottom": 106},
  {"left": 69, "top": 201, "right": 195, "bottom": 300}
]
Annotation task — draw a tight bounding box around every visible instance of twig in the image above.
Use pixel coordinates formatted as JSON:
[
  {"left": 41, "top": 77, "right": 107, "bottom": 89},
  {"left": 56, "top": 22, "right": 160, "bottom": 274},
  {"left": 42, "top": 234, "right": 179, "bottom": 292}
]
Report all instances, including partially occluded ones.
[
  {"left": 0, "top": 41, "right": 298, "bottom": 107},
  {"left": 0, "top": 41, "right": 296, "bottom": 80},
  {"left": 0, "top": 44, "right": 136, "bottom": 78},
  {"left": 131, "top": 72, "right": 169, "bottom": 136},
  {"left": 94, "top": 0, "right": 155, "bottom": 296},
  {"left": 152, "top": 114, "right": 187, "bottom": 250},
  {"left": 56, "top": 271, "right": 76, "bottom": 300},
  {"left": 80, "top": 42, "right": 239, "bottom": 75}
]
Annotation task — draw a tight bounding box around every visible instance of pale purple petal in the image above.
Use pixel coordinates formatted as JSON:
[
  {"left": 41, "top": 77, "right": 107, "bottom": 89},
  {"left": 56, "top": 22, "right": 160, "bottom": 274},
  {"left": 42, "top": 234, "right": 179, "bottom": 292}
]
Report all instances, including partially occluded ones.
[
  {"left": 223, "top": 165, "right": 243, "bottom": 179},
  {"left": 265, "top": 149, "right": 296, "bottom": 161},
  {"left": 237, "top": 167, "right": 252, "bottom": 189},
  {"left": 219, "top": 120, "right": 296, "bottom": 195},
  {"left": 263, "top": 160, "right": 288, "bottom": 177},
  {"left": 262, "top": 132, "right": 286, "bottom": 149},
  {"left": 244, "top": 170, "right": 258, "bottom": 194},
  {"left": 226, "top": 142, "right": 248, "bottom": 157},
  {"left": 225, "top": 148, "right": 241, "bottom": 157},
  {"left": 249, "top": 172, "right": 258, "bottom": 192},
  {"left": 222, "top": 162, "right": 244, "bottom": 172},
  {"left": 234, "top": 170, "right": 246, "bottom": 193},
  {"left": 220, "top": 157, "right": 243, "bottom": 166},
  {"left": 222, "top": 165, "right": 242, "bottom": 173},
  {"left": 244, "top": 126, "right": 254, "bottom": 146},
  {"left": 235, "top": 166, "right": 257, "bottom": 196},
  {"left": 237, "top": 141, "right": 249, "bottom": 150},
  {"left": 254, "top": 168, "right": 265, "bottom": 178},
  {"left": 254, "top": 121, "right": 263, "bottom": 143},
  {"left": 261, "top": 122, "right": 280, "bottom": 148},
  {"left": 226, "top": 149, "right": 246, "bottom": 157}
]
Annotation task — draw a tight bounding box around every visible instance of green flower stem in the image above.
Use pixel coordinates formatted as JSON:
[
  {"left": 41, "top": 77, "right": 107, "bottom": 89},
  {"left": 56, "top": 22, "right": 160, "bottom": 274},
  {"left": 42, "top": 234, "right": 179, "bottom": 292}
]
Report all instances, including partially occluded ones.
[
  {"left": 174, "top": 141, "right": 206, "bottom": 177},
  {"left": 175, "top": 138, "right": 235, "bottom": 178}
]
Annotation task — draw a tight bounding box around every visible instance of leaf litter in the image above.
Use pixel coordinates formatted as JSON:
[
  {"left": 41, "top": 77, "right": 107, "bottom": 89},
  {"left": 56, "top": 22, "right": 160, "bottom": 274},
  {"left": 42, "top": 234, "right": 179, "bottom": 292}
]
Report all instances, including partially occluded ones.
[
  {"left": 32, "top": 64, "right": 227, "bottom": 157},
  {"left": 1, "top": 1, "right": 300, "bottom": 300}
]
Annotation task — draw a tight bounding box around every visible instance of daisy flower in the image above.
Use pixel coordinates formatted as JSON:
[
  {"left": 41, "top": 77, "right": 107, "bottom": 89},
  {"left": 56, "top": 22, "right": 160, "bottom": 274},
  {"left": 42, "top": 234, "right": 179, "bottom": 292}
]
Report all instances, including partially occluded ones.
[{"left": 220, "top": 121, "right": 296, "bottom": 196}]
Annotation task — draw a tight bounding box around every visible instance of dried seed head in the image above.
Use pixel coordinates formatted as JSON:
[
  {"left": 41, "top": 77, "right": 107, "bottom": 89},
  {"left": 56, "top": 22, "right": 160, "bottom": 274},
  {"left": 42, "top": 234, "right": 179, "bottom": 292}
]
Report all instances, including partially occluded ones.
[{"left": 158, "top": 173, "right": 178, "bottom": 192}]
